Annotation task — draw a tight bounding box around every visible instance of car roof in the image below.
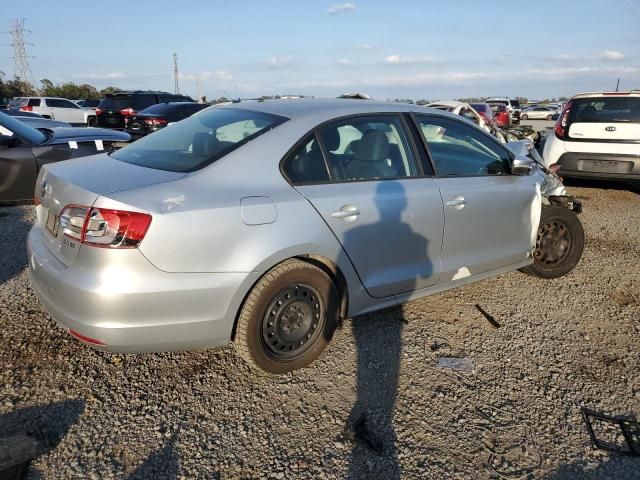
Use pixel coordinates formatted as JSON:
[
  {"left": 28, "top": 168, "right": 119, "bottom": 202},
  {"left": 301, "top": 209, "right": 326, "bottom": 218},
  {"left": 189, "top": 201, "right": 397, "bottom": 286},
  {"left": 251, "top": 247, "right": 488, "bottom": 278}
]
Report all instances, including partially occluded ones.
[
  {"left": 218, "top": 97, "right": 446, "bottom": 120},
  {"left": 571, "top": 91, "right": 640, "bottom": 99},
  {"left": 427, "top": 100, "right": 466, "bottom": 108}
]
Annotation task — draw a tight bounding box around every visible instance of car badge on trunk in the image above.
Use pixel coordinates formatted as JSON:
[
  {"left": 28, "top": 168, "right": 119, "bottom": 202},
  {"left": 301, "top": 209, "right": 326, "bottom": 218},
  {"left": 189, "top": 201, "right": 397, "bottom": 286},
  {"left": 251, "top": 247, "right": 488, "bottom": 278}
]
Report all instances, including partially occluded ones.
[
  {"left": 40, "top": 180, "right": 48, "bottom": 199},
  {"left": 605, "top": 126, "right": 616, "bottom": 132}
]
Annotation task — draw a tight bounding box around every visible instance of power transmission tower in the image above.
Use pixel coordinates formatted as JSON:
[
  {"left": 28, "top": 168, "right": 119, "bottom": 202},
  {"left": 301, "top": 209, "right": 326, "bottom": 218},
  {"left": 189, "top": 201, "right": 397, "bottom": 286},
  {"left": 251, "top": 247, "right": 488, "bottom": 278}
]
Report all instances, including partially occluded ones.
[
  {"left": 172, "top": 53, "right": 179, "bottom": 94},
  {"left": 9, "top": 18, "right": 36, "bottom": 90}
]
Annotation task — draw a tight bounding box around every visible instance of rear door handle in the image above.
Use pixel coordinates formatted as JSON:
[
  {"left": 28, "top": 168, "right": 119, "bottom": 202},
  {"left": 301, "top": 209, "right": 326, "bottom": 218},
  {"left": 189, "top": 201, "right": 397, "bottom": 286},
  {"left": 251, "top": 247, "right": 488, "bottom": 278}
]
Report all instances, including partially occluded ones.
[
  {"left": 331, "top": 205, "right": 360, "bottom": 221},
  {"left": 445, "top": 196, "right": 466, "bottom": 210}
]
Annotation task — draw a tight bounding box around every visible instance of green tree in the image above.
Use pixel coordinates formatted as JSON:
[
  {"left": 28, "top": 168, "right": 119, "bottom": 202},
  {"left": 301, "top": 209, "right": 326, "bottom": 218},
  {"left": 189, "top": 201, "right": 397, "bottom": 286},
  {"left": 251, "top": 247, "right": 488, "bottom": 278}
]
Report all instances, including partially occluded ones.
[
  {"left": 99, "top": 86, "right": 122, "bottom": 96},
  {"left": 0, "top": 77, "right": 38, "bottom": 98}
]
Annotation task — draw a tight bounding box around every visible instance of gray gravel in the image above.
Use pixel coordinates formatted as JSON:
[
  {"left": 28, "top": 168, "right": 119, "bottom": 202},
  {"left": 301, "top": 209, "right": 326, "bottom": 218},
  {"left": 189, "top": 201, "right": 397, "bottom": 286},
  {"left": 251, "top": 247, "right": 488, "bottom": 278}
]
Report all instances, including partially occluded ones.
[{"left": 1, "top": 181, "right": 639, "bottom": 479}]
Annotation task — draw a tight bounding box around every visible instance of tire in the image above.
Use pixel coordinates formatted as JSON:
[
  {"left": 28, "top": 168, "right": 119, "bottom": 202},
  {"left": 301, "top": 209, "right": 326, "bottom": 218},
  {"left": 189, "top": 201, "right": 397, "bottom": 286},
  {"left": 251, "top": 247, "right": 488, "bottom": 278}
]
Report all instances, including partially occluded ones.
[
  {"left": 521, "top": 114, "right": 528, "bottom": 120},
  {"left": 235, "top": 259, "right": 339, "bottom": 374},
  {"left": 546, "top": 114, "right": 553, "bottom": 120},
  {"left": 87, "top": 116, "right": 97, "bottom": 127},
  {"left": 521, "top": 205, "right": 584, "bottom": 279}
]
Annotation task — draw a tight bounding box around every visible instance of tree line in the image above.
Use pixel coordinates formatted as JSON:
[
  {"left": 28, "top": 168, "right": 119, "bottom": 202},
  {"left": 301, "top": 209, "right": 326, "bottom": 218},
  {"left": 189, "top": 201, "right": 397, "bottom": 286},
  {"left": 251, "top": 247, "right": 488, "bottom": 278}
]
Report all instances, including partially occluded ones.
[{"left": 0, "top": 78, "right": 122, "bottom": 100}]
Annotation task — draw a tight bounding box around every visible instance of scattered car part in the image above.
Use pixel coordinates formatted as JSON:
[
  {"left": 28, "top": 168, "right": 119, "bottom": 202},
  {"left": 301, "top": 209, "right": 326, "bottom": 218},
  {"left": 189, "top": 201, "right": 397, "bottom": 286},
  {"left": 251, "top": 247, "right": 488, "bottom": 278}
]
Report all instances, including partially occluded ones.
[
  {"left": 475, "top": 304, "right": 500, "bottom": 328},
  {"left": 582, "top": 408, "right": 640, "bottom": 456}
]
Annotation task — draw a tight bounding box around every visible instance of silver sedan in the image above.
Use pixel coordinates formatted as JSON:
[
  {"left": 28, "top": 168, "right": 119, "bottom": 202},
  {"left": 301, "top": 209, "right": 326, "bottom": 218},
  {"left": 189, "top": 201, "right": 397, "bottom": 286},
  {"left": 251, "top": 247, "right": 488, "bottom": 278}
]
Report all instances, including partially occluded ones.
[{"left": 28, "top": 99, "right": 584, "bottom": 373}]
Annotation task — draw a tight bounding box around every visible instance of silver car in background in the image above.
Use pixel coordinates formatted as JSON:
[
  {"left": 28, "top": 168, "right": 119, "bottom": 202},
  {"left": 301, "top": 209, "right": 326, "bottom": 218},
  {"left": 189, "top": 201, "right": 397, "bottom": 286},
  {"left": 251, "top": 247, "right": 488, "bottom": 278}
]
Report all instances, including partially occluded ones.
[{"left": 28, "top": 99, "right": 584, "bottom": 374}]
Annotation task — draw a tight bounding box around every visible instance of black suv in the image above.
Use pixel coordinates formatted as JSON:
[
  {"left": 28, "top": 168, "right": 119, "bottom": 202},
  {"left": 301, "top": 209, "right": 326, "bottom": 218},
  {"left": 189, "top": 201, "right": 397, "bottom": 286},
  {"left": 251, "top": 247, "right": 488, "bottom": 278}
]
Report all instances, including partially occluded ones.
[{"left": 96, "top": 91, "right": 194, "bottom": 129}]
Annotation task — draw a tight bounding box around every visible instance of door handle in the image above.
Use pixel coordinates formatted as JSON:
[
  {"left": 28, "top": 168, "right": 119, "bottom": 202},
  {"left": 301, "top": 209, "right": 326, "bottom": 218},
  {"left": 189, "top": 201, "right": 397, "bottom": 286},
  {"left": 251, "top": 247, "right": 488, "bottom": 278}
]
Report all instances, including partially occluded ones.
[
  {"left": 331, "top": 205, "right": 360, "bottom": 221},
  {"left": 445, "top": 196, "right": 466, "bottom": 209}
]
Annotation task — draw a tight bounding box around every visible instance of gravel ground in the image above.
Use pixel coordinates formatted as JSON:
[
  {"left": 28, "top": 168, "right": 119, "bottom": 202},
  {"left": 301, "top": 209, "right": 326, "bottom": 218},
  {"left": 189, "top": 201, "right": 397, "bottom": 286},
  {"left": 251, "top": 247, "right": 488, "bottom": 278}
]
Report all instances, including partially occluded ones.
[{"left": 1, "top": 181, "right": 639, "bottom": 480}]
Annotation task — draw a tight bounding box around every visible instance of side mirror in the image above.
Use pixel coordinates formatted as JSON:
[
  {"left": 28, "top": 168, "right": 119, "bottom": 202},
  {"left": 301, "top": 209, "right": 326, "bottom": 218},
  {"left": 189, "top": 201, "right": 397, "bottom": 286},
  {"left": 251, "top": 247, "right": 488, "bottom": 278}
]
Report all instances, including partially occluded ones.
[
  {"left": 551, "top": 113, "right": 559, "bottom": 121},
  {"left": 511, "top": 157, "right": 534, "bottom": 176}
]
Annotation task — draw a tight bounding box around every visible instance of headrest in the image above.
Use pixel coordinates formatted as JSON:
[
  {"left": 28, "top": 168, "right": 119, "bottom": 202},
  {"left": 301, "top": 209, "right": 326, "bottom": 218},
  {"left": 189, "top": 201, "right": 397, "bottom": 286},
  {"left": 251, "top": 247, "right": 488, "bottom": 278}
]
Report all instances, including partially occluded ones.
[
  {"left": 321, "top": 128, "right": 341, "bottom": 152},
  {"left": 354, "top": 130, "right": 389, "bottom": 162},
  {"left": 192, "top": 132, "right": 220, "bottom": 157}
]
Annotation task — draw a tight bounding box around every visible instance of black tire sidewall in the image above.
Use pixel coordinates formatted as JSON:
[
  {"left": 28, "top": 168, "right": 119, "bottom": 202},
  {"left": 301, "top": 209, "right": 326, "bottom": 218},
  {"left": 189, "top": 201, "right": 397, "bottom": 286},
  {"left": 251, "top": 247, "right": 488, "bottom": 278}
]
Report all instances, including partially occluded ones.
[
  {"left": 242, "top": 264, "right": 338, "bottom": 374},
  {"left": 527, "top": 206, "right": 584, "bottom": 279}
]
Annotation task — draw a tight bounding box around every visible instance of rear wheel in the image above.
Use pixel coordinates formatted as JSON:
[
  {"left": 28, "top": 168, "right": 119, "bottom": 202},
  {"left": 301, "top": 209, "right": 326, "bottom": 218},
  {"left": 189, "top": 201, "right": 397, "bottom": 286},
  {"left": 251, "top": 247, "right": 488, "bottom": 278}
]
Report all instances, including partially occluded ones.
[
  {"left": 235, "top": 259, "right": 339, "bottom": 374},
  {"left": 521, "top": 206, "right": 584, "bottom": 279},
  {"left": 87, "top": 116, "right": 97, "bottom": 127},
  {"left": 546, "top": 114, "right": 553, "bottom": 120},
  {"left": 521, "top": 114, "right": 528, "bottom": 120}
]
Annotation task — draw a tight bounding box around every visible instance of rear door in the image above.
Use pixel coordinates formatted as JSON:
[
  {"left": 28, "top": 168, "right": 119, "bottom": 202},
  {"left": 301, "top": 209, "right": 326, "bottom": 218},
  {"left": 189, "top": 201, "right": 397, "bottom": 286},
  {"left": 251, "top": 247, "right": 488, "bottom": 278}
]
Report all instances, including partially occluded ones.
[
  {"left": 47, "top": 98, "right": 85, "bottom": 124},
  {"left": 283, "top": 114, "right": 445, "bottom": 298},
  {"left": 415, "top": 114, "right": 538, "bottom": 279}
]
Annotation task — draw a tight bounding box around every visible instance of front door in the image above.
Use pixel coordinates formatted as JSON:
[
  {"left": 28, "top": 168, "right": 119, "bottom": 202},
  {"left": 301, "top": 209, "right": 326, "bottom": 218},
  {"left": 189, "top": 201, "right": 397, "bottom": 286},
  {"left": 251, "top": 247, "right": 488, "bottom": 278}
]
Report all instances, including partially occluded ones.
[
  {"left": 283, "top": 114, "right": 445, "bottom": 298},
  {"left": 415, "top": 114, "right": 539, "bottom": 279}
]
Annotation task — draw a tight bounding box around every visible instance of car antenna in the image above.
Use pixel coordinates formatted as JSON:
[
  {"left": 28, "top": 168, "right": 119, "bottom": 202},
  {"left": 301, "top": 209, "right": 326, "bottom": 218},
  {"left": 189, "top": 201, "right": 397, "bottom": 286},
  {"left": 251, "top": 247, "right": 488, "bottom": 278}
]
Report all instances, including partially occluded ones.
[{"left": 615, "top": 78, "right": 620, "bottom": 92}]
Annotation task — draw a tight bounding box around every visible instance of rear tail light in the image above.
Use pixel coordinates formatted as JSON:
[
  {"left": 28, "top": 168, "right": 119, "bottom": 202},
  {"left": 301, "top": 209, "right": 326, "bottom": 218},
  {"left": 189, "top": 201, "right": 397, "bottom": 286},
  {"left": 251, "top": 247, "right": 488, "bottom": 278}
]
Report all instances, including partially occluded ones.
[
  {"left": 143, "top": 117, "right": 168, "bottom": 130},
  {"left": 554, "top": 101, "right": 572, "bottom": 140},
  {"left": 20, "top": 105, "right": 33, "bottom": 112},
  {"left": 120, "top": 107, "right": 136, "bottom": 116},
  {"left": 95, "top": 108, "right": 103, "bottom": 115},
  {"left": 59, "top": 205, "right": 151, "bottom": 248}
]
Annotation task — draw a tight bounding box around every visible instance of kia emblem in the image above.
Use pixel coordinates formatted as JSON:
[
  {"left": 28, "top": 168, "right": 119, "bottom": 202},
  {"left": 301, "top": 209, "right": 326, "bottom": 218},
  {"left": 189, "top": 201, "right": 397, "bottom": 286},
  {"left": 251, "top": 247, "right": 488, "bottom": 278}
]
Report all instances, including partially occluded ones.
[{"left": 605, "top": 126, "right": 616, "bottom": 132}]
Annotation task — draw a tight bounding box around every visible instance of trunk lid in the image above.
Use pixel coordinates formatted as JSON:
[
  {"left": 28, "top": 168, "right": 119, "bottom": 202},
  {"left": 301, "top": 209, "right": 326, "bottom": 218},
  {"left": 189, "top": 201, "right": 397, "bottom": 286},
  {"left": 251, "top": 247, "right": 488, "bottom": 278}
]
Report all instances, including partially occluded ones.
[
  {"left": 36, "top": 153, "right": 186, "bottom": 266},
  {"left": 568, "top": 122, "right": 640, "bottom": 142}
]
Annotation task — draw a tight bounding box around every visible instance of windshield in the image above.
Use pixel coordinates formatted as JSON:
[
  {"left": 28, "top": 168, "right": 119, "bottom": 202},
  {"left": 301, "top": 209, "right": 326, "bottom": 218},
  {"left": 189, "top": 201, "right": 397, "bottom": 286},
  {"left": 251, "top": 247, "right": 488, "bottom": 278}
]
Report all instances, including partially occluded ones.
[
  {"left": 110, "top": 107, "right": 288, "bottom": 172},
  {"left": 510, "top": 100, "right": 521, "bottom": 108},
  {"left": 0, "top": 111, "right": 46, "bottom": 144},
  {"left": 569, "top": 97, "right": 640, "bottom": 123}
]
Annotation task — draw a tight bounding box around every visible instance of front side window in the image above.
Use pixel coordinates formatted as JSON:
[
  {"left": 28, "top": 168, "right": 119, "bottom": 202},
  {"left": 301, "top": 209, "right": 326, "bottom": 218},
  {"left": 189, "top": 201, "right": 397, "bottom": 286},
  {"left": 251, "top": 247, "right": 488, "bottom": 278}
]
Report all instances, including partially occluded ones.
[
  {"left": 111, "top": 108, "right": 287, "bottom": 172},
  {"left": 282, "top": 135, "right": 330, "bottom": 184},
  {"left": 417, "top": 116, "right": 511, "bottom": 176},
  {"left": 318, "top": 116, "right": 419, "bottom": 182}
]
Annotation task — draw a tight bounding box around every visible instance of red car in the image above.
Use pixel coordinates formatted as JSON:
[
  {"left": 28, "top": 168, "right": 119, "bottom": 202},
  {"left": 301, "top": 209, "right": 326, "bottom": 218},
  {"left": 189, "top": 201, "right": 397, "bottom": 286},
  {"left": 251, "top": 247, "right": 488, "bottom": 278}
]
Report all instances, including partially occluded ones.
[
  {"left": 469, "top": 103, "right": 498, "bottom": 128},
  {"left": 490, "top": 104, "right": 511, "bottom": 127}
]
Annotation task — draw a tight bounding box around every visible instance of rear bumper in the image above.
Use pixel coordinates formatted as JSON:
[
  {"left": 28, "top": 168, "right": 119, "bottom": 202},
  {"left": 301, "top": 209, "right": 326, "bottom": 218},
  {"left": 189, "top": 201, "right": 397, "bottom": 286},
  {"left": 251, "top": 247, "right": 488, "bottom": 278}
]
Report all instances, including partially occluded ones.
[
  {"left": 556, "top": 152, "right": 640, "bottom": 180},
  {"left": 28, "top": 226, "right": 255, "bottom": 353}
]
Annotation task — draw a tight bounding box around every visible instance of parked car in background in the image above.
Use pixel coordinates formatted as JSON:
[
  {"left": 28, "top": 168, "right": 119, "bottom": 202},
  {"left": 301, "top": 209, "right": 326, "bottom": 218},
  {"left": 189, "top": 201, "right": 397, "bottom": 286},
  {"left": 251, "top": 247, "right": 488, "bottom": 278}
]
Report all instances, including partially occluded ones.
[
  {"left": 124, "top": 102, "right": 208, "bottom": 139},
  {"left": 521, "top": 106, "right": 557, "bottom": 120},
  {"left": 28, "top": 99, "right": 583, "bottom": 374},
  {"left": 427, "top": 100, "right": 492, "bottom": 133},
  {"left": 2, "top": 109, "right": 44, "bottom": 118},
  {"left": 95, "top": 91, "right": 195, "bottom": 130},
  {"left": 489, "top": 104, "right": 510, "bottom": 127},
  {"left": 469, "top": 103, "right": 498, "bottom": 128},
  {"left": 2, "top": 116, "right": 71, "bottom": 130},
  {"left": 543, "top": 91, "right": 640, "bottom": 182},
  {"left": 0, "top": 111, "right": 129, "bottom": 204},
  {"left": 8, "top": 97, "right": 97, "bottom": 126},
  {"left": 486, "top": 98, "right": 522, "bottom": 124}
]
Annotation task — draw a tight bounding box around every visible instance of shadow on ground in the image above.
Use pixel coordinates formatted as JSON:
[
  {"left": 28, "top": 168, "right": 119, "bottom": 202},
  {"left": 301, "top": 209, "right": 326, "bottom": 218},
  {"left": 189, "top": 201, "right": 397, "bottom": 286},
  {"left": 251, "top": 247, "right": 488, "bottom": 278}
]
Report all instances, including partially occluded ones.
[{"left": 0, "top": 206, "right": 32, "bottom": 285}]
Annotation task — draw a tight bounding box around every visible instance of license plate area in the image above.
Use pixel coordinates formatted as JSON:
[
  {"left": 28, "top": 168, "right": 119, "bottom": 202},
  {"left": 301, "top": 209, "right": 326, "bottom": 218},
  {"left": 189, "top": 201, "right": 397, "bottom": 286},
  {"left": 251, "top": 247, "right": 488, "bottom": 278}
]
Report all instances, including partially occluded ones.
[
  {"left": 578, "top": 159, "right": 633, "bottom": 174},
  {"left": 45, "top": 209, "right": 60, "bottom": 237}
]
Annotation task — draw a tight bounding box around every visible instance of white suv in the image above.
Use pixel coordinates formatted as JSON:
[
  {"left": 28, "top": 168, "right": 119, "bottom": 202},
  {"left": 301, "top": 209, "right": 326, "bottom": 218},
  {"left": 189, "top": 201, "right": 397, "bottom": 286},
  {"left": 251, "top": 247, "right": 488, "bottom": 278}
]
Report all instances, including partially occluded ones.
[
  {"left": 8, "top": 97, "right": 97, "bottom": 126},
  {"left": 542, "top": 91, "right": 640, "bottom": 182}
]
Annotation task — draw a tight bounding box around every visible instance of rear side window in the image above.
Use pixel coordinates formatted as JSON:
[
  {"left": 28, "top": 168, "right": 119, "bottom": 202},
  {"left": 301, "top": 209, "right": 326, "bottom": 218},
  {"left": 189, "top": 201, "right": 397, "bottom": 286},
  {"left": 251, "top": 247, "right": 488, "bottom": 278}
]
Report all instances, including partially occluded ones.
[
  {"left": 28, "top": 98, "right": 41, "bottom": 107},
  {"left": 47, "top": 99, "right": 77, "bottom": 108},
  {"left": 282, "top": 135, "right": 330, "bottom": 184},
  {"left": 569, "top": 97, "right": 640, "bottom": 123},
  {"left": 111, "top": 108, "right": 287, "bottom": 172},
  {"left": 417, "top": 116, "right": 511, "bottom": 176}
]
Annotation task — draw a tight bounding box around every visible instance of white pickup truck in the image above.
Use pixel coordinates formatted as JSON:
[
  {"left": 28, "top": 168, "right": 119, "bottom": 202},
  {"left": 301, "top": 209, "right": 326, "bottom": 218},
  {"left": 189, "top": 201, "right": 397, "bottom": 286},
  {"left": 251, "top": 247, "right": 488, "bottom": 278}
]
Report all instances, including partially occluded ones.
[{"left": 8, "top": 97, "right": 97, "bottom": 126}]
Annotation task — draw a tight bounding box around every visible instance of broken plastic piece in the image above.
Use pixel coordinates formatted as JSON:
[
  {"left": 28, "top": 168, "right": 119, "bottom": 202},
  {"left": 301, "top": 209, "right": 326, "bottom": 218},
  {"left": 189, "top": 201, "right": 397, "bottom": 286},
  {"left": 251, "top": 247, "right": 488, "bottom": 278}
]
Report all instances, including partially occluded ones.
[
  {"left": 582, "top": 408, "right": 640, "bottom": 456},
  {"left": 437, "top": 356, "right": 474, "bottom": 371}
]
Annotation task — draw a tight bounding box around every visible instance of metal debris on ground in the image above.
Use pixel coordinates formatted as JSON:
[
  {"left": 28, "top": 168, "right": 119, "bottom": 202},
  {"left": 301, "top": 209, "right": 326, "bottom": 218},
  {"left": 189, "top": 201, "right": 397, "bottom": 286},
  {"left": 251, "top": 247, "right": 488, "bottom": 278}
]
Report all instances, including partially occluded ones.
[
  {"left": 582, "top": 407, "right": 640, "bottom": 456},
  {"left": 437, "top": 356, "right": 475, "bottom": 372},
  {"left": 475, "top": 304, "right": 501, "bottom": 328}
]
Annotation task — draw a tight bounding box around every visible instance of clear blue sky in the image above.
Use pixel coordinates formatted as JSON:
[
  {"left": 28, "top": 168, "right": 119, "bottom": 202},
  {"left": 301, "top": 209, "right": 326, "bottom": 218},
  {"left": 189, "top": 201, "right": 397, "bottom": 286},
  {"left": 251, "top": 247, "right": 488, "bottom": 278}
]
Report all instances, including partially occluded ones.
[{"left": 3, "top": 0, "right": 638, "bottom": 100}]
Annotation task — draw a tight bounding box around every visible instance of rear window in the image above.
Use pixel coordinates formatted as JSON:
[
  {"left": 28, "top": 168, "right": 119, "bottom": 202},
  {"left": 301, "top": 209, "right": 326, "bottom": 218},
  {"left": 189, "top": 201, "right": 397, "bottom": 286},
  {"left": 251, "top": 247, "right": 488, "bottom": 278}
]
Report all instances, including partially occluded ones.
[
  {"left": 8, "top": 98, "right": 26, "bottom": 108},
  {"left": 138, "top": 103, "right": 175, "bottom": 115},
  {"left": 111, "top": 108, "right": 287, "bottom": 172},
  {"left": 99, "top": 94, "right": 158, "bottom": 111},
  {"left": 569, "top": 97, "right": 640, "bottom": 123},
  {"left": 510, "top": 100, "right": 521, "bottom": 108},
  {"left": 470, "top": 103, "right": 488, "bottom": 113}
]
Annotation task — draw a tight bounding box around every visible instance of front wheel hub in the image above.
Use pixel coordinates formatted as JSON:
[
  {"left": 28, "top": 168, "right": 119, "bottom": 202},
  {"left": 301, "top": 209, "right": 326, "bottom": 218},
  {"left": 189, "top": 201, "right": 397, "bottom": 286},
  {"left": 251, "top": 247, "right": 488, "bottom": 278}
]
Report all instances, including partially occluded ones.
[{"left": 534, "top": 219, "right": 572, "bottom": 267}]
